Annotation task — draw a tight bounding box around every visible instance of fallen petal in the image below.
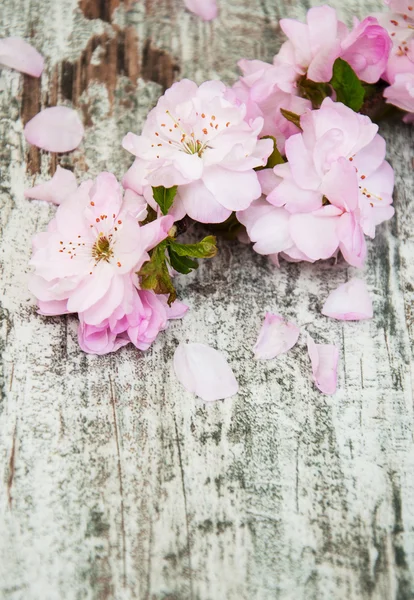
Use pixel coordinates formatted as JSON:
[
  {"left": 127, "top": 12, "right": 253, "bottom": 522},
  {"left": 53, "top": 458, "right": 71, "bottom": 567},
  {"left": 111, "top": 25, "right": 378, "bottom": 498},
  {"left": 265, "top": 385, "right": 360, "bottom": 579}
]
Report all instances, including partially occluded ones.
[
  {"left": 173, "top": 342, "right": 238, "bottom": 402},
  {"left": 24, "top": 166, "right": 78, "bottom": 205},
  {"left": 253, "top": 312, "right": 300, "bottom": 360},
  {"left": 24, "top": 107, "right": 84, "bottom": 152},
  {"left": 322, "top": 278, "right": 373, "bottom": 321},
  {"left": 307, "top": 334, "right": 339, "bottom": 395},
  {"left": 0, "top": 37, "right": 44, "bottom": 77},
  {"left": 183, "top": 0, "right": 218, "bottom": 20}
]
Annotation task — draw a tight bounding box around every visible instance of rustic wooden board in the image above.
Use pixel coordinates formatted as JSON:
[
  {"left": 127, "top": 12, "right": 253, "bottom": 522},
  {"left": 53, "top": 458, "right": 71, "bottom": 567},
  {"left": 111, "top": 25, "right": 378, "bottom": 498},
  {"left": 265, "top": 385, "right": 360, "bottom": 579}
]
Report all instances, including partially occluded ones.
[{"left": 0, "top": 1, "right": 413, "bottom": 599}]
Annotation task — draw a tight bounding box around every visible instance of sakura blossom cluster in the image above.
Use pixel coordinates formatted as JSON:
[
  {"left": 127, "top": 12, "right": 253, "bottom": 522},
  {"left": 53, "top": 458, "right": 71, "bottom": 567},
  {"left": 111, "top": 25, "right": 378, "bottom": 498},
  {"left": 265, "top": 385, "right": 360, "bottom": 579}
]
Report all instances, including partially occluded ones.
[{"left": 2, "top": 0, "right": 410, "bottom": 395}]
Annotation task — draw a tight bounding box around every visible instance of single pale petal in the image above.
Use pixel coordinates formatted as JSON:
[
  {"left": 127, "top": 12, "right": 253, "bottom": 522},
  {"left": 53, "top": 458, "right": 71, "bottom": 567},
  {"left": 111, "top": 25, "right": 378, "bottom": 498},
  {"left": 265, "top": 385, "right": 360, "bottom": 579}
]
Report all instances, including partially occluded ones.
[
  {"left": 322, "top": 278, "right": 373, "bottom": 321},
  {"left": 24, "top": 107, "right": 84, "bottom": 152},
  {"left": 289, "top": 211, "right": 339, "bottom": 260},
  {"left": 24, "top": 166, "right": 78, "bottom": 205},
  {"left": 307, "top": 334, "right": 339, "bottom": 395},
  {"left": 173, "top": 343, "right": 238, "bottom": 402},
  {"left": 320, "top": 157, "right": 359, "bottom": 212},
  {"left": 183, "top": 0, "right": 218, "bottom": 21},
  {"left": 202, "top": 166, "right": 261, "bottom": 211},
  {"left": 178, "top": 180, "right": 232, "bottom": 223},
  {"left": 253, "top": 313, "right": 300, "bottom": 359},
  {"left": 0, "top": 37, "right": 44, "bottom": 77}
]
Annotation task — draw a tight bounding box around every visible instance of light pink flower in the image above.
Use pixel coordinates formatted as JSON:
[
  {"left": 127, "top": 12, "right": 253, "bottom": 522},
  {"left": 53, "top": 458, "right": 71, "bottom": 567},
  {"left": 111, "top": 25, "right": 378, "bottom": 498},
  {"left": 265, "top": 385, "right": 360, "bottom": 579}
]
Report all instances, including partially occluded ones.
[
  {"left": 25, "top": 166, "right": 78, "bottom": 205},
  {"left": 30, "top": 172, "right": 172, "bottom": 325},
  {"left": 24, "top": 107, "right": 84, "bottom": 153},
  {"left": 240, "top": 98, "right": 394, "bottom": 267},
  {"left": 340, "top": 17, "right": 392, "bottom": 84},
  {"left": 375, "top": 2, "right": 414, "bottom": 83},
  {"left": 322, "top": 278, "right": 373, "bottom": 321},
  {"left": 384, "top": 72, "right": 414, "bottom": 114},
  {"left": 231, "top": 59, "right": 311, "bottom": 153},
  {"left": 0, "top": 37, "right": 44, "bottom": 77},
  {"left": 183, "top": 0, "right": 218, "bottom": 20},
  {"left": 78, "top": 290, "right": 188, "bottom": 355},
  {"left": 307, "top": 334, "right": 339, "bottom": 395},
  {"left": 253, "top": 313, "right": 300, "bottom": 359},
  {"left": 277, "top": 6, "right": 390, "bottom": 84},
  {"left": 173, "top": 342, "right": 238, "bottom": 402},
  {"left": 122, "top": 79, "right": 272, "bottom": 224}
]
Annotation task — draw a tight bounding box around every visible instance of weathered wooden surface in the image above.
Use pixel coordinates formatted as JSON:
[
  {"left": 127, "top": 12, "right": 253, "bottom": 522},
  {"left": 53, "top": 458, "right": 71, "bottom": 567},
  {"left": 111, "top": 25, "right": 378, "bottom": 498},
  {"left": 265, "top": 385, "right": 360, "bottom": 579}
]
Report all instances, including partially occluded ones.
[{"left": 0, "top": 1, "right": 414, "bottom": 598}]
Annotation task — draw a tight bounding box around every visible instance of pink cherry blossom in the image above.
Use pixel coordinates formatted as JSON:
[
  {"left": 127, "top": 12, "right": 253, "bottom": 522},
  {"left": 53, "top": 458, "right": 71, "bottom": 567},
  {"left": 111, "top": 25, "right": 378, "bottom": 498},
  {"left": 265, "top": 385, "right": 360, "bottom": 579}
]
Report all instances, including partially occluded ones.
[
  {"left": 241, "top": 98, "right": 394, "bottom": 267},
  {"left": 78, "top": 290, "right": 188, "bottom": 355},
  {"left": 231, "top": 59, "right": 311, "bottom": 153},
  {"left": 253, "top": 313, "right": 300, "bottom": 359},
  {"left": 0, "top": 37, "right": 44, "bottom": 77},
  {"left": 173, "top": 342, "right": 238, "bottom": 402},
  {"left": 30, "top": 172, "right": 173, "bottom": 327},
  {"left": 276, "top": 6, "right": 390, "bottom": 84},
  {"left": 25, "top": 166, "right": 78, "bottom": 205},
  {"left": 183, "top": 0, "right": 218, "bottom": 21},
  {"left": 307, "top": 334, "right": 339, "bottom": 395},
  {"left": 340, "top": 17, "right": 392, "bottom": 84},
  {"left": 322, "top": 278, "right": 373, "bottom": 321},
  {"left": 375, "top": 2, "right": 414, "bottom": 83},
  {"left": 24, "top": 107, "right": 84, "bottom": 153},
  {"left": 122, "top": 79, "right": 272, "bottom": 224}
]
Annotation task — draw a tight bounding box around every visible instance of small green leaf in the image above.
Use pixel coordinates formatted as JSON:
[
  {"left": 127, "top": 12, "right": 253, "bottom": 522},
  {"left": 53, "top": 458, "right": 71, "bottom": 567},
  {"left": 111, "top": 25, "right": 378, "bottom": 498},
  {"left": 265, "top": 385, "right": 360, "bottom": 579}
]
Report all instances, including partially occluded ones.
[
  {"left": 168, "top": 248, "right": 199, "bottom": 274},
  {"left": 152, "top": 185, "right": 178, "bottom": 216},
  {"left": 280, "top": 108, "right": 302, "bottom": 130},
  {"left": 256, "top": 136, "right": 285, "bottom": 171},
  {"left": 138, "top": 241, "right": 176, "bottom": 304},
  {"left": 297, "top": 76, "right": 332, "bottom": 108},
  {"left": 330, "top": 58, "right": 365, "bottom": 112},
  {"left": 169, "top": 235, "right": 217, "bottom": 259}
]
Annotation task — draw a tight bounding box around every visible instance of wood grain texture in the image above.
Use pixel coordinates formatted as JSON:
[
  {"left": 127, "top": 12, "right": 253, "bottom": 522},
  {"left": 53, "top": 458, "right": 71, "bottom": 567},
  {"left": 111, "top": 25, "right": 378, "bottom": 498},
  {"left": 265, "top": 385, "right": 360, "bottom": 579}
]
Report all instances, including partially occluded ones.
[{"left": 0, "top": 1, "right": 414, "bottom": 599}]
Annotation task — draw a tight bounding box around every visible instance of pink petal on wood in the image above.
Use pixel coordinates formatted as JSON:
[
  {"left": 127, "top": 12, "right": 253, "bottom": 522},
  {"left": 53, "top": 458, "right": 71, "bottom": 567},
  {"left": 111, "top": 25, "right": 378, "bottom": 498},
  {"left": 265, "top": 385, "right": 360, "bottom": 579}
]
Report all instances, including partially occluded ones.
[
  {"left": 173, "top": 342, "right": 238, "bottom": 402},
  {"left": 307, "top": 334, "right": 339, "bottom": 395},
  {"left": 253, "top": 312, "right": 300, "bottom": 360},
  {"left": 0, "top": 37, "right": 44, "bottom": 77},
  {"left": 322, "top": 278, "right": 373, "bottom": 321},
  {"left": 183, "top": 0, "right": 218, "bottom": 20},
  {"left": 24, "top": 166, "right": 77, "bottom": 205},
  {"left": 24, "top": 107, "right": 84, "bottom": 152}
]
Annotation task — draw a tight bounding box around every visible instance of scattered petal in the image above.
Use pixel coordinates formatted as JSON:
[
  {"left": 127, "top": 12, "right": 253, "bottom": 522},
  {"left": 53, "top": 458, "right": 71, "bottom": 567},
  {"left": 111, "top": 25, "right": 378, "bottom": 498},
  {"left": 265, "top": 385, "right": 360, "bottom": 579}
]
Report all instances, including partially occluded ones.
[
  {"left": 24, "top": 107, "right": 84, "bottom": 152},
  {"left": 253, "top": 312, "right": 300, "bottom": 359},
  {"left": 307, "top": 334, "right": 339, "bottom": 395},
  {"left": 24, "top": 166, "right": 78, "bottom": 205},
  {"left": 322, "top": 278, "right": 373, "bottom": 321},
  {"left": 183, "top": 0, "right": 218, "bottom": 20},
  {"left": 0, "top": 37, "right": 44, "bottom": 77},
  {"left": 173, "top": 342, "right": 238, "bottom": 402}
]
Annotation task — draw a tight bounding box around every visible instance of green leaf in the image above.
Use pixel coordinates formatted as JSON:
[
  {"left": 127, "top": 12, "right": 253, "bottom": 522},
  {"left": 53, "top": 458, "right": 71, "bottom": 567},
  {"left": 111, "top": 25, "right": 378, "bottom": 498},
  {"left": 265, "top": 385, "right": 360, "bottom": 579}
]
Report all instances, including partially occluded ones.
[
  {"left": 297, "top": 76, "right": 332, "bottom": 108},
  {"left": 168, "top": 248, "right": 199, "bottom": 275},
  {"left": 138, "top": 241, "right": 176, "bottom": 304},
  {"left": 152, "top": 185, "right": 178, "bottom": 216},
  {"left": 280, "top": 108, "right": 302, "bottom": 130},
  {"left": 256, "top": 136, "right": 285, "bottom": 171},
  {"left": 330, "top": 58, "right": 365, "bottom": 112},
  {"left": 169, "top": 235, "right": 217, "bottom": 259}
]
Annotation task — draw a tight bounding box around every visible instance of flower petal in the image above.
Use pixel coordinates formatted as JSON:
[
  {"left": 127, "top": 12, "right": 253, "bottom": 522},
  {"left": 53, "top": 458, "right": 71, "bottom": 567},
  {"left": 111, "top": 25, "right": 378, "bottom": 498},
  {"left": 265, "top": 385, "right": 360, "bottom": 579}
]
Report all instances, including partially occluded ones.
[
  {"left": 321, "top": 278, "right": 373, "bottom": 321},
  {"left": 173, "top": 343, "right": 238, "bottom": 402},
  {"left": 24, "top": 107, "right": 84, "bottom": 152},
  {"left": 183, "top": 0, "right": 218, "bottom": 21},
  {"left": 0, "top": 37, "right": 44, "bottom": 77},
  {"left": 307, "top": 334, "right": 339, "bottom": 395},
  {"left": 253, "top": 313, "right": 300, "bottom": 359},
  {"left": 24, "top": 166, "right": 78, "bottom": 205}
]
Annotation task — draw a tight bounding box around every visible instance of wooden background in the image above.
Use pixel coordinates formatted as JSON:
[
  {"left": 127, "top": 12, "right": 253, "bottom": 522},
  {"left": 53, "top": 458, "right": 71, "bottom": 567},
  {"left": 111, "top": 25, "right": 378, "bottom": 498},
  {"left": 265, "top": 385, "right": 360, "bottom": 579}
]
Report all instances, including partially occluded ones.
[{"left": 1, "top": 1, "right": 414, "bottom": 599}]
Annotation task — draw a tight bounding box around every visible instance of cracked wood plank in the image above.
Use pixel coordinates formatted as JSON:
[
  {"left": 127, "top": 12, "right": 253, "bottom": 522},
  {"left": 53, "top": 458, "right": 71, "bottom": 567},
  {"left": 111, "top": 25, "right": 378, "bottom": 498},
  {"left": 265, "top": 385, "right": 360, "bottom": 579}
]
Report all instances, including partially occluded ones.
[{"left": 0, "top": 0, "right": 414, "bottom": 599}]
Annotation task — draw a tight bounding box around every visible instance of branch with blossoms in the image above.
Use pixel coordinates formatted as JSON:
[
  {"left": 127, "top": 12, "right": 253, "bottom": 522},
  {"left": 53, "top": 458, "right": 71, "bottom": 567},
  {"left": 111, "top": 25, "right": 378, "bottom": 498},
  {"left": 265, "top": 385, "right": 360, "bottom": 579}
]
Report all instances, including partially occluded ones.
[{"left": 2, "top": 0, "right": 412, "bottom": 397}]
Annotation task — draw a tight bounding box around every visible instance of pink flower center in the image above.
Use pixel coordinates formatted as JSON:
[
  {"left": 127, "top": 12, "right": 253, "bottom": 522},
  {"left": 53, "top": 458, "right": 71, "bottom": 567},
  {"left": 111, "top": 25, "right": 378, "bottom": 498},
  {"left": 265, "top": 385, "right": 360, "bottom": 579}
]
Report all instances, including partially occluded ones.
[{"left": 92, "top": 234, "right": 114, "bottom": 262}]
